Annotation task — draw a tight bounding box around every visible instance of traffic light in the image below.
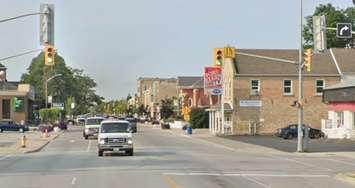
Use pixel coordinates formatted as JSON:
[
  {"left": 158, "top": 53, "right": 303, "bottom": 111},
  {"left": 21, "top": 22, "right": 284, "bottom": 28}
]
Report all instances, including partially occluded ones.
[
  {"left": 304, "top": 49, "right": 313, "bottom": 72},
  {"left": 214, "top": 48, "right": 223, "bottom": 67},
  {"left": 44, "top": 45, "right": 56, "bottom": 66}
]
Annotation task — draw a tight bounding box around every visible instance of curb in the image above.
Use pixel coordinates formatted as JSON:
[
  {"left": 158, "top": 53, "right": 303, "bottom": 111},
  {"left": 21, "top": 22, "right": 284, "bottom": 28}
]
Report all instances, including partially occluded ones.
[
  {"left": 336, "top": 173, "right": 355, "bottom": 185},
  {"left": 23, "top": 133, "right": 61, "bottom": 154}
]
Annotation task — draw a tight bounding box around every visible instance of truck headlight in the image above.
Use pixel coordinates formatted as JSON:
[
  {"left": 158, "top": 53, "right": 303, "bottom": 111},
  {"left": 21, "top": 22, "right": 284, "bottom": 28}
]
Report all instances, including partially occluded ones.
[
  {"left": 127, "top": 138, "right": 133, "bottom": 145},
  {"left": 99, "top": 138, "right": 106, "bottom": 144}
]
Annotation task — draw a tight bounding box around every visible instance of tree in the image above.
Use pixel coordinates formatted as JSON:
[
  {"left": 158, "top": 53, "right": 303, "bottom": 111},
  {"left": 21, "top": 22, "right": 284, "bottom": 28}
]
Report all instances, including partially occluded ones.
[
  {"left": 189, "top": 108, "right": 209, "bottom": 129},
  {"left": 160, "top": 98, "right": 175, "bottom": 120},
  {"left": 303, "top": 4, "right": 355, "bottom": 49},
  {"left": 21, "top": 52, "right": 103, "bottom": 116}
]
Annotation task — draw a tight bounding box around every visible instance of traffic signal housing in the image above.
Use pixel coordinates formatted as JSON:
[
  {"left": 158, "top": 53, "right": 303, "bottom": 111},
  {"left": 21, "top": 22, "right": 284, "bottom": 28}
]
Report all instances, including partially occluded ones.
[
  {"left": 214, "top": 48, "right": 223, "bottom": 67},
  {"left": 44, "top": 45, "right": 56, "bottom": 66},
  {"left": 304, "top": 49, "right": 313, "bottom": 72}
]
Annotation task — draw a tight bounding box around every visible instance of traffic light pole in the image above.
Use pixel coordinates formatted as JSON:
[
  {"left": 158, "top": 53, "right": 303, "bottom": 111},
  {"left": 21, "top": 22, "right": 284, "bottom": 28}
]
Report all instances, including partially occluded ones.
[{"left": 297, "top": 0, "right": 304, "bottom": 152}]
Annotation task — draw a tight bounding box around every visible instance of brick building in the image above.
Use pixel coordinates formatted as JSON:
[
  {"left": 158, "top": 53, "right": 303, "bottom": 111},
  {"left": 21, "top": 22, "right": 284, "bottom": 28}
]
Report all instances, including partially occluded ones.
[
  {"left": 217, "top": 48, "right": 355, "bottom": 135},
  {"left": 137, "top": 77, "right": 178, "bottom": 119}
]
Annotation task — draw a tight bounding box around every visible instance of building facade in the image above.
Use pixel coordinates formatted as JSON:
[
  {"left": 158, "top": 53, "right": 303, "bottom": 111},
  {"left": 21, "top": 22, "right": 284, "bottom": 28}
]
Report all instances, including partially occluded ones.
[
  {"left": 137, "top": 77, "right": 178, "bottom": 119},
  {"left": 214, "top": 48, "right": 355, "bottom": 135}
]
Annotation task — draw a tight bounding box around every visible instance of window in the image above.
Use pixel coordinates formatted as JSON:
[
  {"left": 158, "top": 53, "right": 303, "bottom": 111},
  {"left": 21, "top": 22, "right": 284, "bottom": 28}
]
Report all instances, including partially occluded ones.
[
  {"left": 283, "top": 80, "right": 293, "bottom": 95},
  {"left": 2, "top": 99, "right": 10, "bottom": 119},
  {"left": 336, "top": 112, "right": 344, "bottom": 128},
  {"left": 250, "top": 80, "right": 260, "bottom": 95},
  {"left": 316, "top": 80, "right": 325, "bottom": 95}
]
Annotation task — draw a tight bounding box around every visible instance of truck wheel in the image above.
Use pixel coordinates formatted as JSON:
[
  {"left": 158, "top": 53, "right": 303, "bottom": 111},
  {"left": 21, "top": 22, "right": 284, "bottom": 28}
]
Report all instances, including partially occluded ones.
[
  {"left": 98, "top": 150, "right": 103, "bottom": 157},
  {"left": 287, "top": 134, "right": 293, "bottom": 139},
  {"left": 84, "top": 135, "right": 88, "bottom": 140},
  {"left": 127, "top": 149, "right": 134, "bottom": 156}
]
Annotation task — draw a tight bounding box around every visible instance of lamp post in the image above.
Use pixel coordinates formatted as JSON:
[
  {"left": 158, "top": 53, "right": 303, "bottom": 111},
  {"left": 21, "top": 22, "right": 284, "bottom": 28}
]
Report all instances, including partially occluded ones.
[{"left": 45, "top": 74, "right": 62, "bottom": 108}]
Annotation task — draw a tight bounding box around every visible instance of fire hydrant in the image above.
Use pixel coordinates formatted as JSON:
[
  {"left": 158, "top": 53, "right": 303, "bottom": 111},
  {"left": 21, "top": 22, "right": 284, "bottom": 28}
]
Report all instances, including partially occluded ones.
[{"left": 21, "top": 135, "right": 27, "bottom": 148}]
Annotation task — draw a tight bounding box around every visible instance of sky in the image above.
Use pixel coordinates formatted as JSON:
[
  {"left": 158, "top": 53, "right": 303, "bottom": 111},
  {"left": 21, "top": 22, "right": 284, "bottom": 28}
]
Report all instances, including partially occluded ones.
[{"left": 0, "top": 0, "right": 353, "bottom": 100}]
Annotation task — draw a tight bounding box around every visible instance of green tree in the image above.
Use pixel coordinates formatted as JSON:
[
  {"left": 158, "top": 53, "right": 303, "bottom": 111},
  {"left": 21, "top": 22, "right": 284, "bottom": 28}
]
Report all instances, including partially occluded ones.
[
  {"left": 160, "top": 98, "right": 175, "bottom": 120},
  {"left": 304, "top": 4, "right": 355, "bottom": 49},
  {"left": 21, "top": 52, "right": 103, "bottom": 116},
  {"left": 189, "top": 108, "right": 209, "bottom": 129}
]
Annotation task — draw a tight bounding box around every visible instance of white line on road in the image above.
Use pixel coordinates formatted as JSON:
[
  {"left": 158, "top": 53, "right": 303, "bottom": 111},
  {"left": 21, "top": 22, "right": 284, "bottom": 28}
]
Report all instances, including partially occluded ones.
[
  {"left": 0, "top": 155, "right": 10, "bottom": 161},
  {"left": 242, "top": 175, "right": 270, "bottom": 188},
  {"left": 86, "top": 140, "right": 92, "bottom": 152},
  {"left": 323, "top": 158, "right": 355, "bottom": 167},
  {"left": 71, "top": 177, "right": 77, "bottom": 185},
  {"left": 274, "top": 157, "right": 333, "bottom": 172},
  {"left": 163, "top": 172, "right": 330, "bottom": 178}
]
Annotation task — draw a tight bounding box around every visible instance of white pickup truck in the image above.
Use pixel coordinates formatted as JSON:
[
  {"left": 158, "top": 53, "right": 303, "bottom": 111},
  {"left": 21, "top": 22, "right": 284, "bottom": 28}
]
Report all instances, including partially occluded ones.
[{"left": 97, "top": 120, "right": 134, "bottom": 156}]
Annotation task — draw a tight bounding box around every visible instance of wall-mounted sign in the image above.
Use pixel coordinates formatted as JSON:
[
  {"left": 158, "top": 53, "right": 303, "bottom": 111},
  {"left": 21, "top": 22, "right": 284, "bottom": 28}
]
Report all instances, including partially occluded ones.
[
  {"left": 239, "top": 100, "right": 262, "bottom": 107},
  {"left": 204, "top": 67, "right": 223, "bottom": 95}
]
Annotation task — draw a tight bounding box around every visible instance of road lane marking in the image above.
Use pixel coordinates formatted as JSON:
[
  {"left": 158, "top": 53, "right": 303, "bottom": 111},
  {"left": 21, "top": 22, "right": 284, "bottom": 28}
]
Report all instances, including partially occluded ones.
[
  {"left": 86, "top": 140, "right": 92, "bottom": 152},
  {"left": 163, "top": 172, "right": 330, "bottom": 178},
  {"left": 162, "top": 175, "right": 179, "bottom": 188},
  {"left": 323, "top": 158, "right": 355, "bottom": 167},
  {"left": 242, "top": 175, "right": 270, "bottom": 188},
  {"left": 273, "top": 157, "right": 333, "bottom": 172},
  {"left": 0, "top": 155, "right": 10, "bottom": 161},
  {"left": 71, "top": 177, "right": 77, "bottom": 185}
]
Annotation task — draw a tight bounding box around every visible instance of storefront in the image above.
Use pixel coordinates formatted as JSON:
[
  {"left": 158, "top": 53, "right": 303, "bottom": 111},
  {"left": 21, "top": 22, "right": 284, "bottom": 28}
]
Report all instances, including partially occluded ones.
[{"left": 322, "top": 79, "right": 355, "bottom": 139}]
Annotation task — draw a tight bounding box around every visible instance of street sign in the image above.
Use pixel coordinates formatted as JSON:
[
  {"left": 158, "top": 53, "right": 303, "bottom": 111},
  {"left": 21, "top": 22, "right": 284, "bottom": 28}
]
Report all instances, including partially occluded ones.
[
  {"left": 52, "top": 103, "right": 64, "bottom": 110},
  {"left": 239, "top": 100, "right": 262, "bottom": 107},
  {"left": 204, "top": 67, "right": 223, "bottom": 95},
  {"left": 336, "top": 23, "right": 352, "bottom": 39},
  {"left": 40, "top": 4, "right": 55, "bottom": 45}
]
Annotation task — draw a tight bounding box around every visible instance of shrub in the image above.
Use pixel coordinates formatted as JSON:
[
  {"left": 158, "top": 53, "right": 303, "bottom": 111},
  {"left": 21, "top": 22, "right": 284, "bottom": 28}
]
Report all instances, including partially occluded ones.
[
  {"left": 39, "top": 108, "right": 63, "bottom": 123},
  {"left": 189, "top": 108, "right": 209, "bottom": 129}
]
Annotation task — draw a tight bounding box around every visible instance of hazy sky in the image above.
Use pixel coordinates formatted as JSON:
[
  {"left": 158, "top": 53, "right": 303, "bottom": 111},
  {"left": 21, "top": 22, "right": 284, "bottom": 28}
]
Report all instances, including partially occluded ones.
[{"left": 0, "top": 0, "right": 353, "bottom": 100}]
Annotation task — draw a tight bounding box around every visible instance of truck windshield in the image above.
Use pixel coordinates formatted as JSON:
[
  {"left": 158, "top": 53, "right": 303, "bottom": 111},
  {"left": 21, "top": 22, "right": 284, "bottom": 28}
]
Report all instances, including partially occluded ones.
[
  {"left": 86, "top": 118, "right": 104, "bottom": 125},
  {"left": 101, "top": 123, "right": 129, "bottom": 133}
]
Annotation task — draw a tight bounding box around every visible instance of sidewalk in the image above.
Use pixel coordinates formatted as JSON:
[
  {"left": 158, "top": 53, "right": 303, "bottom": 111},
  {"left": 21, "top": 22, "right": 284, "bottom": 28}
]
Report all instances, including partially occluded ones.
[
  {"left": 167, "top": 128, "right": 286, "bottom": 155},
  {"left": 166, "top": 127, "right": 355, "bottom": 159},
  {"left": 0, "top": 130, "right": 62, "bottom": 155}
]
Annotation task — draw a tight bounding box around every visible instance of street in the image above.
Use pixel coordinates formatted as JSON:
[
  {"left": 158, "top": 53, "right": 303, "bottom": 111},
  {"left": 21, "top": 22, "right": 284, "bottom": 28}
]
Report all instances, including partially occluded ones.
[{"left": 0, "top": 124, "right": 354, "bottom": 188}]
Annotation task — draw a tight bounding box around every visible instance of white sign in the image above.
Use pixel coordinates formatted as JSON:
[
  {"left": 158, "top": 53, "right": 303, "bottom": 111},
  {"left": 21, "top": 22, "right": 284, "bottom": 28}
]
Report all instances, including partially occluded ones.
[
  {"left": 48, "top": 96, "right": 53, "bottom": 104},
  {"left": 71, "top": 102, "right": 75, "bottom": 109},
  {"left": 52, "top": 103, "right": 64, "bottom": 110},
  {"left": 239, "top": 100, "right": 262, "bottom": 107}
]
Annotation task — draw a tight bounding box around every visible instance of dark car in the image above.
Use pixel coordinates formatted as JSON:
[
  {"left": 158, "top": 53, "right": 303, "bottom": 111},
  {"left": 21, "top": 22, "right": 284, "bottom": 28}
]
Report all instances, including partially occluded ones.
[
  {"left": 277, "top": 124, "right": 324, "bottom": 139},
  {"left": 0, "top": 121, "right": 29, "bottom": 133},
  {"left": 152, "top": 120, "right": 160, "bottom": 125},
  {"left": 125, "top": 117, "right": 137, "bottom": 133}
]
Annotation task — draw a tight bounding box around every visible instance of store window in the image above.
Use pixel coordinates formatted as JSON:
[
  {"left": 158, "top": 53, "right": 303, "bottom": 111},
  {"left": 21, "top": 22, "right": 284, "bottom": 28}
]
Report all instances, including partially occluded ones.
[{"left": 336, "top": 111, "right": 344, "bottom": 128}]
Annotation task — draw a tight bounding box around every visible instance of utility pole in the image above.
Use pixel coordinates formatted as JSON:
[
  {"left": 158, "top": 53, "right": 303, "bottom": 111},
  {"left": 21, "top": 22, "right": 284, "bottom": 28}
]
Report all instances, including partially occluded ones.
[
  {"left": 297, "top": 0, "right": 304, "bottom": 152},
  {"left": 45, "top": 73, "right": 62, "bottom": 108}
]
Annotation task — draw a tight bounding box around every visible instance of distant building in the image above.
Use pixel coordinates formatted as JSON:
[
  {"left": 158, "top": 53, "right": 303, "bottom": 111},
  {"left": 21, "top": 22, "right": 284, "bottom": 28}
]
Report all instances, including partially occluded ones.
[
  {"left": 137, "top": 77, "right": 178, "bottom": 119},
  {"left": 211, "top": 48, "right": 355, "bottom": 135},
  {"left": 0, "top": 65, "right": 35, "bottom": 123}
]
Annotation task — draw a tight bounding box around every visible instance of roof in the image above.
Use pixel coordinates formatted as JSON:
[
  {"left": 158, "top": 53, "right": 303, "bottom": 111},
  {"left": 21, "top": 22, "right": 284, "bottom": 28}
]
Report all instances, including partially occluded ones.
[
  {"left": 0, "top": 81, "right": 19, "bottom": 90},
  {"left": 234, "top": 48, "right": 354, "bottom": 76},
  {"left": 177, "top": 76, "right": 204, "bottom": 88},
  {"left": 324, "top": 77, "right": 355, "bottom": 90},
  {"left": 101, "top": 120, "right": 129, "bottom": 124}
]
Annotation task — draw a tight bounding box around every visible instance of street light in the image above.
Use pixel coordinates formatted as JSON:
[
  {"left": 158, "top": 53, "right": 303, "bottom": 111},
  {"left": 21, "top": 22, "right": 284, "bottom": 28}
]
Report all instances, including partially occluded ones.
[{"left": 45, "top": 73, "right": 62, "bottom": 108}]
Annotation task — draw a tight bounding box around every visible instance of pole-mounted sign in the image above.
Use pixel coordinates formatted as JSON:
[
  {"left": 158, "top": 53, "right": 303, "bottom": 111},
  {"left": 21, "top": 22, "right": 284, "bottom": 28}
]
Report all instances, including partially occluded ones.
[
  {"left": 40, "top": 4, "right": 55, "bottom": 45},
  {"left": 336, "top": 23, "right": 352, "bottom": 39}
]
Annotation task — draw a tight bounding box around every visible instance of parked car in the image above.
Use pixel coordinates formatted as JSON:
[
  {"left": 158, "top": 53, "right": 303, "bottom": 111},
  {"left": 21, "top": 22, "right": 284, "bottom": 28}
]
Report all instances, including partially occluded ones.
[
  {"left": 152, "top": 120, "right": 160, "bottom": 125},
  {"left": 125, "top": 117, "right": 137, "bottom": 133},
  {"left": 97, "top": 120, "right": 134, "bottom": 156},
  {"left": 0, "top": 121, "right": 29, "bottom": 133},
  {"left": 277, "top": 124, "right": 324, "bottom": 139}
]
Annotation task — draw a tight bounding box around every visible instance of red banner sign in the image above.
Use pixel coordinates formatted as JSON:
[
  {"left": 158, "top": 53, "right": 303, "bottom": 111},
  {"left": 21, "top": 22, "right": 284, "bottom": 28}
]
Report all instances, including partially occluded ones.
[{"left": 204, "top": 67, "right": 223, "bottom": 95}]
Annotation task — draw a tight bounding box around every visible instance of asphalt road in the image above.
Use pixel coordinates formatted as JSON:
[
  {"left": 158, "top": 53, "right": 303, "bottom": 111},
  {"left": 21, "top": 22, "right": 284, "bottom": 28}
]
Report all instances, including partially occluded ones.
[{"left": 0, "top": 125, "right": 355, "bottom": 188}]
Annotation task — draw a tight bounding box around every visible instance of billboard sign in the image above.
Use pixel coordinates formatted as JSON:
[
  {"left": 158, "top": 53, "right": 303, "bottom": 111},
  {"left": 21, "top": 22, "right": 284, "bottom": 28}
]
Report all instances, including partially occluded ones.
[{"left": 204, "top": 67, "right": 223, "bottom": 95}]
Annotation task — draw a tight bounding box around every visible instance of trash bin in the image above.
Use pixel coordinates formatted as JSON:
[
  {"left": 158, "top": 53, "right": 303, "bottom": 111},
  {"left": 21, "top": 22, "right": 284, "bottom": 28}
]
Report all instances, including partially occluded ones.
[{"left": 187, "top": 127, "right": 192, "bottom": 135}]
